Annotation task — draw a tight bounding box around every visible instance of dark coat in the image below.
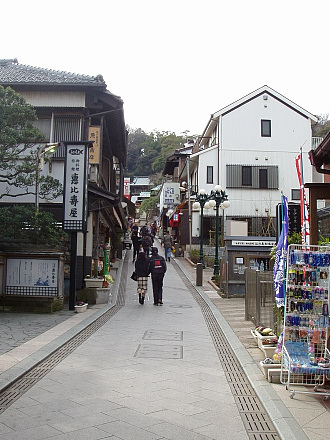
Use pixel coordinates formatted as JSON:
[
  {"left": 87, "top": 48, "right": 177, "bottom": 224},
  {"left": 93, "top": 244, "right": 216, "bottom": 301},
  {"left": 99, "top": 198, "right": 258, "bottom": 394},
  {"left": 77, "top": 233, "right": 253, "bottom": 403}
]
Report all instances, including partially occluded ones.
[
  {"left": 135, "top": 258, "right": 149, "bottom": 277},
  {"left": 148, "top": 253, "right": 167, "bottom": 276},
  {"left": 131, "top": 234, "right": 141, "bottom": 250}
]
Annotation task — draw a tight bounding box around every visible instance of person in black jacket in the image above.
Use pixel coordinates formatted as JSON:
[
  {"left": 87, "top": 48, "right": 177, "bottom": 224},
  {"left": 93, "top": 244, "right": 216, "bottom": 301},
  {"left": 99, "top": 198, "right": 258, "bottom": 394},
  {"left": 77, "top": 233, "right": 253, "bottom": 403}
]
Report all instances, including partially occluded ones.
[
  {"left": 148, "top": 247, "right": 167, "bottom": 305},
  {"left": 134, "top": 251, "right": 149, "bottom": 304},
  {"left": 142, "top": 233, "right": 153, "bottom": 257},
  {"left": 131, "top": 231, "right": 141, "bottom": 263}
]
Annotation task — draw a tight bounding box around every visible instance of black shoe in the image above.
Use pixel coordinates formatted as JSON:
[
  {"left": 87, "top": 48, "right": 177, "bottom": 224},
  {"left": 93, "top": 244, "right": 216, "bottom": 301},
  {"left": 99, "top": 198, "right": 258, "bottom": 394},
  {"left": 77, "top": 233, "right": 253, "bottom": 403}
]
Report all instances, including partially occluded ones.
[{"left": 158, "top": 301, "right": 163, "bottom": 305}]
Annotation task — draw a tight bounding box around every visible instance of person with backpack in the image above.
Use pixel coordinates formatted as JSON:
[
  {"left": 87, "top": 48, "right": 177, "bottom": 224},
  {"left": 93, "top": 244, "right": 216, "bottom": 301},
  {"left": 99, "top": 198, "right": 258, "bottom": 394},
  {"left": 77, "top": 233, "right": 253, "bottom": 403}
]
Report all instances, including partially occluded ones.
[
  {"left": 163, "top": 230, "right": 173, "bottom": 262},
  {"left": 142, "top": 233, "right": 153, "bottom": 257},
  {"left": 148, "top": 246, "right": 167, "bottom": 305}
]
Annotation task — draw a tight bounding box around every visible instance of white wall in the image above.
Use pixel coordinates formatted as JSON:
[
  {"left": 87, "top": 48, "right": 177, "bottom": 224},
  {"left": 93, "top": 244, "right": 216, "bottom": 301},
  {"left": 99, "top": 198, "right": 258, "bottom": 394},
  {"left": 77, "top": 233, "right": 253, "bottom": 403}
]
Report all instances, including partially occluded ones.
[{"left": 191, "top": 92, "right": 316, "bottom": 230}]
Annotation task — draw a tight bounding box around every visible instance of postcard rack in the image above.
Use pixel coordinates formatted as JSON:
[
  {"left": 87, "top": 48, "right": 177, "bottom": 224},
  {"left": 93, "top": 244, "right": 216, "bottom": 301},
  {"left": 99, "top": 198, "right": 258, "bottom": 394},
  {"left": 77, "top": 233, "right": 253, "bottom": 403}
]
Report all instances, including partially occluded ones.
[{"left": 280, "top": 244, "right": 330, "bottom": 399}]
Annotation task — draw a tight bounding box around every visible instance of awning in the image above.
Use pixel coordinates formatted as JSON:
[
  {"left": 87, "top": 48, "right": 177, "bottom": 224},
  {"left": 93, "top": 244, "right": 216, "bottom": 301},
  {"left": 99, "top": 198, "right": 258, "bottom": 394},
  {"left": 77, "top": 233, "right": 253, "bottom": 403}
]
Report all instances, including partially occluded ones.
[{"left": 309, "top": 131, "right": 330, "bottom": 174}]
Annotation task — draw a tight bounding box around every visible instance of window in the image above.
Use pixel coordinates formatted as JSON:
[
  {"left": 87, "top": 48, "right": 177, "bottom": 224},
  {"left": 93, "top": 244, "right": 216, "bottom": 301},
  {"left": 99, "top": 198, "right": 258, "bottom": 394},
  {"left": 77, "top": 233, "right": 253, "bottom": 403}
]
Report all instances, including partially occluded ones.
[
  {"left": 207, "top": 166, "right": 213, "bottom": 184},
  {"left": 261, "top": 119, "right": 271, "bottom": 137},
  {"left": 291, "top": 189, "right": 300, "bottom": 201},
  {"left": 259, "top": 169, "right": 268, "bottom": 189},
  {"left": 242, "top": 166, "right": 252, "bottom": 186},
  {"left": 52, "top": 114, "right": 82, "bottom": 158},
  {"left": 53, "top": 115, "right": 82, "bottom": 143},
  {"left": 227, "top": 164, "right": 278, "bottom": 189}
]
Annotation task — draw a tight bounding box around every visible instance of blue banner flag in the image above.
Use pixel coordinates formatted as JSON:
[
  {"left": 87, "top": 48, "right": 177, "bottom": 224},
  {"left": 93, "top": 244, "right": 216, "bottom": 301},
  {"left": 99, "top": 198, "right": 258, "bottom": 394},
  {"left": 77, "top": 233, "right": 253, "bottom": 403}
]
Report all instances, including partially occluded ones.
[{"left": 273, "top": 194, "right": 288, "bottom": 307}]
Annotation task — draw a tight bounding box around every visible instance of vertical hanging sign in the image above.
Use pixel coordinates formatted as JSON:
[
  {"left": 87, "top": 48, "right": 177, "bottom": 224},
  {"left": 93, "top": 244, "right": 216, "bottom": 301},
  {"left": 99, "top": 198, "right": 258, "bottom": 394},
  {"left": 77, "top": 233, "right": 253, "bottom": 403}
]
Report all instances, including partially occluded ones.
[{"left": 63, "top": 142, "right": 91, "bottom": 232}]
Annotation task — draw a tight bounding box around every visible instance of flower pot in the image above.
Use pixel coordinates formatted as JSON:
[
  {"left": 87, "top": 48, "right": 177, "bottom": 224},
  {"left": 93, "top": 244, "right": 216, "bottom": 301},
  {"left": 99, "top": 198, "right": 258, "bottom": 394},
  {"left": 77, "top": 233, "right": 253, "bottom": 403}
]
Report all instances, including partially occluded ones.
[
  {"left": 74, "top": 303, "right": 88, "bottom": 313},
  {"left": 84, "top": 278, "right": 104, "bottom": 288}
]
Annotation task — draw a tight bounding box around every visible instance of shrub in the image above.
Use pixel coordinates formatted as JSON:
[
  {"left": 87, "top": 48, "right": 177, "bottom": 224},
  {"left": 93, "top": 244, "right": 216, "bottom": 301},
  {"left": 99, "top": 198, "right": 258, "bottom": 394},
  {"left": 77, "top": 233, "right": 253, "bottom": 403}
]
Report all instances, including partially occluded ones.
[
  {"left": 189, "top": 249, "right": 200, "bottom": 264},
  {"left": 0, "top": 204, "right": 68, "bottom": 248}
]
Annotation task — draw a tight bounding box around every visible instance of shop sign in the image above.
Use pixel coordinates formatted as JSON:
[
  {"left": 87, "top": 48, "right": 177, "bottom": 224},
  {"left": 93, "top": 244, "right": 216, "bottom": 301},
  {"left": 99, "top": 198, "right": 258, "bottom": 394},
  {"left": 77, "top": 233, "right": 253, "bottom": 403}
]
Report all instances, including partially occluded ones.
[
  {"left": 88, "top": 126, "right": 100, "bottom": 163},
  {"left": 63, "top": 142, "right": 91, "bottom": 232},
  {"left": 124, "top": 177, "right": 130, "bottom": 199},
  {"left": 232, "top": 240, "right": 274, "bottom": 247},
  {"left": 6, "top": 258, "right": 58, "bottom": 295}
]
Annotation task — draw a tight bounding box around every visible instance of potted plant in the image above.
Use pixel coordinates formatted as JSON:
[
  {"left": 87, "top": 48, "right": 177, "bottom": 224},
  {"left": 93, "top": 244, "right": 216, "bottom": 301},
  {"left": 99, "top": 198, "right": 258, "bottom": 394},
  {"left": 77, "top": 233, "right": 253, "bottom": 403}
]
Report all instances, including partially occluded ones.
[
  {"left": 103, "top": 274, "right": 114, "bottom": 288},
  {"left": 84, "top": 276, "right": 104, "bottom": 288},
  {"left": 74, "top": 301, "right": 88, "bottom": 313}
]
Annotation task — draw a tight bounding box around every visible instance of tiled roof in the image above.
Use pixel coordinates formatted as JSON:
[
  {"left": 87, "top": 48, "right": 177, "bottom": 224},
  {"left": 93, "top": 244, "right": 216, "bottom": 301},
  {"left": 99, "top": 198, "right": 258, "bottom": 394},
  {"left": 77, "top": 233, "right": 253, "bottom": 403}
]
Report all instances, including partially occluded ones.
[
  {"left": 0, "top": 59, "right": 106, "bottom": 86},
  {"left": 131, "top": 177, "right": 152, "bottom": 186}
]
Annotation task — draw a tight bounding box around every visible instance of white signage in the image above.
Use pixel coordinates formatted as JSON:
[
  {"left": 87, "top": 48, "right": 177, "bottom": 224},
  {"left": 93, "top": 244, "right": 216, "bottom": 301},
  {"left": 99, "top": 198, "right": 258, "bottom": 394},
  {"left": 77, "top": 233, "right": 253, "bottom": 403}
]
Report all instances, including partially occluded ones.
[
  {"left": 232, "top": 240, "right": 274, "bottom": 247},
  {"left": 6, "top": 258, "right": 58, "bottom": 287},
  {"left": 63, "top": 143, "right": 89, "bottom": 231}
]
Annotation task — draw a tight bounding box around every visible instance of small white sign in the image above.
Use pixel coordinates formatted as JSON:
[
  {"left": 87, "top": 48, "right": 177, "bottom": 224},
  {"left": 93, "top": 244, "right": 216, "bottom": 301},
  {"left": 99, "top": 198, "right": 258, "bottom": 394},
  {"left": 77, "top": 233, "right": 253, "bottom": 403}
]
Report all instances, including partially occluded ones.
[{"left": 232, "top": 240, "right": 274, "bottom": 247}]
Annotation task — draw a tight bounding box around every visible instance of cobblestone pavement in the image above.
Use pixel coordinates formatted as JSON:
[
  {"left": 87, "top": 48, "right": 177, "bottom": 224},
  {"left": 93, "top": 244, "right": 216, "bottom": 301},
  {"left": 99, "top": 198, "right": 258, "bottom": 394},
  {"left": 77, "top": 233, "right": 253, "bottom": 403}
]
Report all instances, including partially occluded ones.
[{"left": 0, "top": 308, "right": 73, "bottom": 355}]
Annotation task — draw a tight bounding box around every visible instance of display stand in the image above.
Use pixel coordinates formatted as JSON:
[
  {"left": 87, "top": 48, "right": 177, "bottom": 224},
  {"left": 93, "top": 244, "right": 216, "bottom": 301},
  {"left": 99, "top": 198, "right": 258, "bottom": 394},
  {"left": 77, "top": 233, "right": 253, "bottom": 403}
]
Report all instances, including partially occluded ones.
[{"left": 280, "top": 244, "right": 330, "bottom": 399}]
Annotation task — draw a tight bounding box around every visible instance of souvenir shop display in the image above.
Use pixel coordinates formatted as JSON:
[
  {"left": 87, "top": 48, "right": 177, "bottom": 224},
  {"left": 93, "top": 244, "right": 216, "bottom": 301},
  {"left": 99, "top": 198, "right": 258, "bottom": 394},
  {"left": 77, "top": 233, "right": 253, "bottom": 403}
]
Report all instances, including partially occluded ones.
[{"left": 280, "top": 244, "right": 330, "bottom": 399}]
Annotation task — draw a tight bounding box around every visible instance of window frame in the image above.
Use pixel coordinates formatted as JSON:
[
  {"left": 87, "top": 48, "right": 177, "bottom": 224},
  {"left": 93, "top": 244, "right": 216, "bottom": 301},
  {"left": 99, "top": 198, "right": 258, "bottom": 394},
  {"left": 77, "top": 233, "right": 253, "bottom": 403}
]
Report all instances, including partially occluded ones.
[
  {"left": 259, "top": 168, "right": 268, "bottom": 189},
  {"left": 261, "top": 119, "right": 271, "bottom": 137},
  {"left": 242, "top": 166, "right": 252, "bottom": 186},
  {"left": 207, "top": 165, "right": 213, "bottom": 184}
]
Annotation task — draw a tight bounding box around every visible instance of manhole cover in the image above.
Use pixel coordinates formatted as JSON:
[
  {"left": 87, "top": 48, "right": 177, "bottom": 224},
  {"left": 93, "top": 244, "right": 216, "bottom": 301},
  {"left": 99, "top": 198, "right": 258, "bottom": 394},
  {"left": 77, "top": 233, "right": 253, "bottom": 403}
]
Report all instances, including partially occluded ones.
[
  {"left": 134, "top": 344, "right": 183, "bottom": 359},
  {"left": 143, "top": 330, "right": 183, "bottom": 341},
  {"left": 169, "top": 304, "right": 192, "bottom": 308}
]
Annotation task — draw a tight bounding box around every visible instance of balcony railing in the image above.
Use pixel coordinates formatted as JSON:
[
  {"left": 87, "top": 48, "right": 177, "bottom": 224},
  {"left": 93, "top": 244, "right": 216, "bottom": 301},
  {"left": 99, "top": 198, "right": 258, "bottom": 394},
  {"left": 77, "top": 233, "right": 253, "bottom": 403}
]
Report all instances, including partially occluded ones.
[{"left": 312, "top": 137, "right": 324, "bottom": 150}]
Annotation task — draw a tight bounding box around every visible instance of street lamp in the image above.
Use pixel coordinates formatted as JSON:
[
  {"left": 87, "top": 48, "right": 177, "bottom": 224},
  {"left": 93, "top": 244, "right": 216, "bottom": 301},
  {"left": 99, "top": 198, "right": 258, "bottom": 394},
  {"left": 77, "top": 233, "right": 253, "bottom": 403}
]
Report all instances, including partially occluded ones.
[
  {"left": 208, "top": 185, "right": 230, "bottom": 276},
  {"left": 35, "top": 143, "right": 59, "bottom": 215},
  {"left": 193, "top": 189, "right": 211, "bottom": 266},
  {"left": 193, "top": 186, "right": 230, "bottom": 274}
]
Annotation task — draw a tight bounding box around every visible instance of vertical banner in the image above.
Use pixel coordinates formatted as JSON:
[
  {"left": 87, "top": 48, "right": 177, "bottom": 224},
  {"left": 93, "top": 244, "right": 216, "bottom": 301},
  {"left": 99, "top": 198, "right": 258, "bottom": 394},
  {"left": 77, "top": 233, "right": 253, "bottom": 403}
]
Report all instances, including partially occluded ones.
[
  {"left": 63, "top": 142, "right": 91, "bottom": 232},
  {"left": 124, "top": 177, "right": 130, "bottom": 199},
  {"left": 295, "top": 150, "right": 310, "bottom": 247},
  {"left": 273, "top": 194, "right": 288, "bottom": 308},
  {"left": 88, "top": 126, "right": 101, "bottom": 164}
]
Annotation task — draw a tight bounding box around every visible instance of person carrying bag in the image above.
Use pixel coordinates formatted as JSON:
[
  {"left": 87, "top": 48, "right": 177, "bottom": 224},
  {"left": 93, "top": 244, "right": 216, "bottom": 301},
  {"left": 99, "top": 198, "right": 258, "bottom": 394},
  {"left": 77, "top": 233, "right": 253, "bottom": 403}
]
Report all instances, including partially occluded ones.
[{"left": 134, "top": 251, "right": 149, "bottom": 304}]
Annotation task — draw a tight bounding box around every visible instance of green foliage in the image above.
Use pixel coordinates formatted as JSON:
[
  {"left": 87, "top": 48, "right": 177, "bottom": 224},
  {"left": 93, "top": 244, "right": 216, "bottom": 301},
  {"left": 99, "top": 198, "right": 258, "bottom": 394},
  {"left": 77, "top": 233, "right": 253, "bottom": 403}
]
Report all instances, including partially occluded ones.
[
  {"left": 318, "top": 235, "right": 330, "bottom": 246},
  {"left": 139, "top": 195, "right": 159, "bottom": 220},
  {"left": 189, "top": 248, "right": 200, "bottom": 264},
  {"left": 0, "top": 204, "right": 68, "bottom": 247},
  {"left": 270, "top": 232, "right": 302, "bottom": 260},
  {"left": 0, "top": 85, "right": 62, "bottom": 199},
  {"left": 312, "top": 115, "right": 330, "bottom": 138},
  {"left": 126, "top": 126, "right": 187, "bottom": 176},
  {"left": 288, "top": 232, "right": 302, "bottom": 245}
]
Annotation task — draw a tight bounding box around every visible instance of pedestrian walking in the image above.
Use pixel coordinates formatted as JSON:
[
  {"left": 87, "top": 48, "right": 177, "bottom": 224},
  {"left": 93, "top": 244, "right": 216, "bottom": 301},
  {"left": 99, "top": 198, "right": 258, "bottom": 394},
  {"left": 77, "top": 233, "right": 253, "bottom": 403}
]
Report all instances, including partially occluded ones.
[
  {"left": 163, "top": 230, "right": 173, "bottom": 262},
  {"left": 134, "top": 251, "right": 149, "bottom": 305},
  {"left": 131, "top": 231, "right": 141, "bottom": 262},
  {"left": 142, "top": 233, "right": 153, "bottom": 257},
  {"left": 148, "top": 246, "right": 167, "bottom": 305}
]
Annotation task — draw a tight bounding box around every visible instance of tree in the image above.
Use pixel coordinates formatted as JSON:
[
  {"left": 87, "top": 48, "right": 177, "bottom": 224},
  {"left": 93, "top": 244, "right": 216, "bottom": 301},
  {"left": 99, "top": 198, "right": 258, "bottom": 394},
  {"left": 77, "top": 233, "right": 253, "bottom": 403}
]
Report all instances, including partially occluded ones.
[
  {"left": 126, "top": 127, "right": 187, "bottom": 177},
  {"left": 0, "top": 204, "right": 68, "bottom": 248},
  {"left": 139, "top": 195, "right": 159, "bottom": 221},
  {"left": 312, "top": 114, "right": 330, "bottom": 138},
  {"left": 0, "top": 85, "right": 62, "bottom": 199}
]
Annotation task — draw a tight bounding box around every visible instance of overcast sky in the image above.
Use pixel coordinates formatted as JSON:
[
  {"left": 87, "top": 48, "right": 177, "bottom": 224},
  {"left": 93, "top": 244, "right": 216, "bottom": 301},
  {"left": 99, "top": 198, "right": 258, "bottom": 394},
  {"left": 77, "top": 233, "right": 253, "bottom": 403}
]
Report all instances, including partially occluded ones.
[{"left": 2, "top": 0, "right": 329, "bottom": 136}]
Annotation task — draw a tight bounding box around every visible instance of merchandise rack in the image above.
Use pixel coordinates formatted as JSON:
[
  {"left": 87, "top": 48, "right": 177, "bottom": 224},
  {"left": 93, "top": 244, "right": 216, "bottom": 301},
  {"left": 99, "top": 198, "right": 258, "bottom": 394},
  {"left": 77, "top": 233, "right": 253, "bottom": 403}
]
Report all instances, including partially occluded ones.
[{"left": 280, "top": 244, "right": 330, "bottom": 399}]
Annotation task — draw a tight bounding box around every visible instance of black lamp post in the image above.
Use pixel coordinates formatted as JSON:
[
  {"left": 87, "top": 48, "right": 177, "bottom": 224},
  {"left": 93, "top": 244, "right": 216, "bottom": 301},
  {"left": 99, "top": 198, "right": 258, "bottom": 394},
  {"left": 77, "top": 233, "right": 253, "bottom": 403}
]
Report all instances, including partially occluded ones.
[
  {"left": 208, "top": 186, "right": 230, "bottom": 276},
  {"left": 193, "top": 190, "right": 211, "bottom": 267},
  {"left": 193, "top": 186, "right": 230, "bottom": 274}
]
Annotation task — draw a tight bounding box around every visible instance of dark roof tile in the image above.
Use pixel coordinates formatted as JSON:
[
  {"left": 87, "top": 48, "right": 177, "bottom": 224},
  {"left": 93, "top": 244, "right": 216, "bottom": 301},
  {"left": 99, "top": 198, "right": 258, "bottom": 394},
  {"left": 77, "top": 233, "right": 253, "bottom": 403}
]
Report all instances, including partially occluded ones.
[{"left": 0, "top": 59, "right": 105, "bottom": 86}]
